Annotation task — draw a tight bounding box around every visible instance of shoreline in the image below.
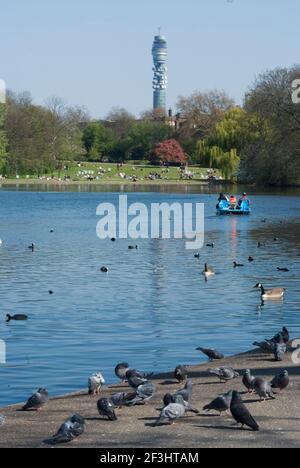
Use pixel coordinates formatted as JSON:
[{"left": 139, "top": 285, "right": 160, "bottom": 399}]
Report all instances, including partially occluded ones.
[{"left": 1, "top": 346, "right": 299, "bottom": 448}]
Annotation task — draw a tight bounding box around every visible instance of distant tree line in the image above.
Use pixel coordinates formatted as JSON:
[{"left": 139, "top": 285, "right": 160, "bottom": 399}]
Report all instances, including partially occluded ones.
[{"left": 0, "top": 65, "right": 300, "bottom": 185}]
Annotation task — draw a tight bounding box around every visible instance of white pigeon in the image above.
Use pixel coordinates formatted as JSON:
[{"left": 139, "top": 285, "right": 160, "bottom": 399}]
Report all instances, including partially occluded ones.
[{"left": 88, "top": 373, "right": 105, "bottom": 395}]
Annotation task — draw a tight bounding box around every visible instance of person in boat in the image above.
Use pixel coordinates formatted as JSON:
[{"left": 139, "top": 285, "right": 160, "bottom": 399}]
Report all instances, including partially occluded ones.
[
  {"left": 237, "top": 192, "right": 249, "bottom": 209},
  {"left": 217, "top": 193, "right": 229, "bottom": 209},
  {"left": 229, "top": 195, "right": 237, "bottom": 209}
]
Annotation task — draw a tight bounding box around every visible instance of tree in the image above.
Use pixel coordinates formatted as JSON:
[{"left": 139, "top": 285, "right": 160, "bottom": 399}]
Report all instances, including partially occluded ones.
[
  {"left": 0, "top": 102, "right": 7, "bottom": 170},
  {"left": 82, "top": 122, "right": 116, "bottom": 161},
  {"left": 126, "top": 121, "right": 174, "bottom": 160},
  {"left": 241, "top": 66, "right": 300, "bottom": 185},
  {"left": 176, "top": 90, "right": 235, "bottom": 141},
  {"left": 150, "top": 139, "right": 187, "bottom": 165},
  {"left": 106, "top": 107, "right": 136, "bottom": 138}
]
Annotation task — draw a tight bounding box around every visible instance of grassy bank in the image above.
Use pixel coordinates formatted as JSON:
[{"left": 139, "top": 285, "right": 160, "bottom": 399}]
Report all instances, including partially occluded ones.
[{"left": 0, "top": 162, "right": 220, "bottom": 185}]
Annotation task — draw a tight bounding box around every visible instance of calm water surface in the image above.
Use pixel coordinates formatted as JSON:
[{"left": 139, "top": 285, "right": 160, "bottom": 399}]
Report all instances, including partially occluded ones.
[{"left": 0, "top": 188, "right": 300, "bottom": 406}]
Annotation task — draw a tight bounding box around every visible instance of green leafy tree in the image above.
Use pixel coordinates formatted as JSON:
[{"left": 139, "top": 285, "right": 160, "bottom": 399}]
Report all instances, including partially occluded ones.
[
  {"left": 0, "top": 103, "right": 7, "bottom": 171},
  {"left": 82, "top": 122, "right": 116, "bottom": 161},
  {"left": 126, "top": 121, "right": 174, "bottom": 160}
]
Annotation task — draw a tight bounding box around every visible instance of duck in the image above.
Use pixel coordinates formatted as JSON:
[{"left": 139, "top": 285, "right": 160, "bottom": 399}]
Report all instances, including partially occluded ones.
[
  {"left": 100, "top": 267, "right": 108, "bottom": 273},
  {"left": 277, "top": 267, "right": 289, "bottom": 272},
  {"left": 206, "top": 243, "right": 215, "bottom": 248},
  {"left": 254, "top": 283, "right": 285, "bottom": 300},
  {"left": 248, "top": 256, "right": 254, "bottom": 262},
  {"left": 28, "top": 243, "right": 35, "bottom": 251},
  {"left": 128, "top": 245, "right": 138, "bottom": 250},
  {"left": 6, "top": 314, "right": 28, "bottom": 322},
  {"left": 194, "top": 253, "right": 200, "bottom": 259},
  {"left": 233, "top": 261, "right": 244, "bottom": 268},
  {"left": 203, "top": 264, "right": 215, "bottom": 278}
]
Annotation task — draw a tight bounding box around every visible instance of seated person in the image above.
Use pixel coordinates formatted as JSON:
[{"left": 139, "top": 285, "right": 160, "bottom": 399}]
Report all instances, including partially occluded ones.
[
  {"left": 217, "top": 193, "right": 229, "bottom": 209},
  {"left": 238, "top": 192, "right": 249, "bottom": 209},
  {"left": 229, "top": 195, "right": 237, "bottom": 209}
]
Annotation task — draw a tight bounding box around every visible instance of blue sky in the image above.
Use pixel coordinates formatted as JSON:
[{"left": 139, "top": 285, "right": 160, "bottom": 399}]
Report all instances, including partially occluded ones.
[{"left": 0, "top": 0, "right": 298, "bottom": 117}]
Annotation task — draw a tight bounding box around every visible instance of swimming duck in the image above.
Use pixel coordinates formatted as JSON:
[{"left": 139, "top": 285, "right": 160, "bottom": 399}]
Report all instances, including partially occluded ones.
[
  {"left": 248, "top": 256, "right": 254, "bottom": 262},
  {"left": 100, "top": 267, "right": 108, "bottom": 273},
  {"left": 6, "top": 314, "right": 28, "bottom": 322},
  {"left": 233, "top": 262, "right": 244, "bottom": 268},
  {"left": 277, "top": 267, "right": 289, "bottom": 272},
  {"left": 254, "top": 283, "right": 285, "bottom": 300}
]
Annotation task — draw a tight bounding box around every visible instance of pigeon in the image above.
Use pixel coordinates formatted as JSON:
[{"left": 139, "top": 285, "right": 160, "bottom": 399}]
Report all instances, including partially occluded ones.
[
  {"left": 155, "top": 395, "right": 186, "bottom": 426},
  {"left": 175, "top": 379, "right": 193, "bottom": 404},
  {"left": 22, "top": 388, "right": 49, "bottom": 411},
  {"left": 242, "top": 369, "right": 255, "bottom": 393},
  {"left": 274, "top": 342, "right": 287, "bottom": 362},
  {"left": 208, "top": 367, "right": 240, "bottom": 383},
  {"left": 115, "top": 362, "right": 130, "bottom": 383},
  {"left": 6, "top": 314, "right": 28, "bottom": 322},
  {"left": 126, "top": 369, "right": 149, "bottom": 389},
  {"left": 282, "top": 327, "right": 290, "bottom": 344},
  {"left": 0, "top": 414, "right": 6, "bottom": 426},
  {"left": 230, "top": 391, "right": 259, "bottom": 431},
  {"left": 172, "top": 394, "right": 199, "bottom": 414},
  {"left": 97, "top": 398, "right": 117, "bottom": 421},
  {"left": 203, "top": 391, "right": 233, "bottom": 416},
  {"left": 271, "top": 370, "right": 290, "bottom": 392},
  {"left": 45, "top": 414, "right": 85, "bottom": 445},
  {"left": 125, "top": 382, "right": 156, "bottom": 406},
  {"left": 111, "top": 392, "right": 132, "bottom": 407},
  {"left": 88, "top": 372, "right": 105, "bottom": 395},
  {"left": 174, "top": 365, "right": 188, "bottom": 383},
  {"left": 252, "top": 378, "right": 275, "bottom": 401},
  {"left": 196, "top": 347, "right": 224, "bottom": 361},
  {"left": 253, "top": 340, "right": 275, "bottom": 353}
]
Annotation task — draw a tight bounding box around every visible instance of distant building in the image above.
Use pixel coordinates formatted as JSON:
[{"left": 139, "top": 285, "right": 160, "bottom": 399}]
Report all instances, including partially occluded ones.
[{"left": 152, "top": 31, "right": 168, "bottom": 111}]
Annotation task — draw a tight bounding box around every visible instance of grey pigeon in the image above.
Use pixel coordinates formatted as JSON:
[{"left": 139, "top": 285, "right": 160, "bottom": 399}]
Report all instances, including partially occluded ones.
[
  {"left": 125, "top": 382, "right": 156, "bottom": 406},
  {"left": 252, "top": 377, "right": 275, "bottom": 401},
  {"left": 175, "top": 379, "right": 193, "bottom": 403},
  {"left": 274, "top": 342, "right": 287, "bottom": 362},
  {"left": 271, "top": 370, "right": 290, "bottom": 392},
  {"left": 174, "top": 365, "right": 188, "bottom": 383},
  {"left": 45, "top": 414, "right": 85, "bottom": 445},
  {"left": 209, "top": 367, "right": 240, "bottom": 383},
  {"left": 126, "top": 369, "right": 149, "bottom": 389},
  {"left": 88, "top": 372, "right": 105, "bottom": 395},
  {"left": 242, "top": 369, "right": 255, "bottom": 393},
  {"left": 253, "top": 340, "right": 275, "bottom": 353},
  {"left": 97, "top": 398, "right": 117, "bottom": 421},
  {"left": 155, "top": 395, "right": 186, "bottom": 426},
  {"left": 172, "top": 394, "right": 199, "bottom": 414},
  {"left": 203, "top": 391, "right": 233, "bottom": 416},
  {"left": 281, "top": 327, "right": 290, "bottom": 344},
  {"left": 22, "top": 388, "right": 49, "bottom": 411},
  {"left": 230, "top": 391, "right": 259, "bottom": 431},
  {"left": 111, "top": 392, "right": 132, "bottom": 407},
  {"left": 115, "top": 362, "right": 130, "bottom": 383},
  {"left": 163, "top": 393, "right": 174, "bottom": 407},
  {"left": 196, "top": 347, "right": 224, "bottom": 361}
]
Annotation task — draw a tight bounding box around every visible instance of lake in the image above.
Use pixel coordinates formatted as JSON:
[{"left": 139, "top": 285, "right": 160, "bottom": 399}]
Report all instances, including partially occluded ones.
[{"left": 0, "top": 186, "right": 300, "bottom": 406}]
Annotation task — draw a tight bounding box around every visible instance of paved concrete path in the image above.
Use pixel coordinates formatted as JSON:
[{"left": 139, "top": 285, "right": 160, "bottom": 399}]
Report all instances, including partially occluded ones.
[{"left": 1, "top": 348, "right": 300, "bottom": 448}]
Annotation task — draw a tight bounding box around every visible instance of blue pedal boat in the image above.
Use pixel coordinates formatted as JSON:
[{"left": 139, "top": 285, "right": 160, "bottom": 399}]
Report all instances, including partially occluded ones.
[{"left": 217, "top": 199, "right": 251, "bottom": 216}]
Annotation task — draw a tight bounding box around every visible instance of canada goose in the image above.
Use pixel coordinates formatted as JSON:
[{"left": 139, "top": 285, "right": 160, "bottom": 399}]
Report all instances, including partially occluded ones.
[
  {"left": 202, "top": 264, "right": 215, "bottom": 277},
  {"left": 233, "top": 262, "right": 244, "bottom": 268},
  {"left": 28, "top": 243, "right": 35, "bottom": 251},
  {"left": 254, "top": 283, "right": 285, "bottom": 300}
]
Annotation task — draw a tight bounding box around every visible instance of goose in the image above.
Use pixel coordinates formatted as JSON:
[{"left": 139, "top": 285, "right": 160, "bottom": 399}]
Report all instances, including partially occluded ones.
[
  {"left": 28, "top": 243, "right": 35, "bottom": 251},
  {"left": 254, "top": 283, "right": 285, "bottom": 300},
  {"left": 202, "top": 264, "right": 215, "bottom": 278}
]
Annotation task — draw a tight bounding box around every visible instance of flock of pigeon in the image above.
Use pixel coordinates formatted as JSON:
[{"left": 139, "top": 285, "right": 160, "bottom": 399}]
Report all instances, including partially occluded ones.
[{"left": 9, "top": 324, "right": 290, "bottom": 445}]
